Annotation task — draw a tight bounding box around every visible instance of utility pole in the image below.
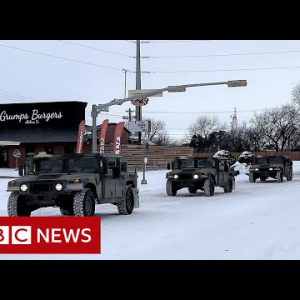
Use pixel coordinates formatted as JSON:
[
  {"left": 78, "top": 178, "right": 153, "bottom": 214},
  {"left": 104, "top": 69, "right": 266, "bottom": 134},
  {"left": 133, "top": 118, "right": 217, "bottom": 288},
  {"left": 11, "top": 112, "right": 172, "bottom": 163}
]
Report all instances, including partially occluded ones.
[
  {"left": 230, "top": 107, "right": 238, "bottom": 133},
  {"left": 127, "top": 108, "right": 132, "bottom": 121},
  {"left": 135, "top": 40, "right": 142, "bottom": 144},
  {"left": 123, "top": 69, "right": 128, "bottom": 98}
]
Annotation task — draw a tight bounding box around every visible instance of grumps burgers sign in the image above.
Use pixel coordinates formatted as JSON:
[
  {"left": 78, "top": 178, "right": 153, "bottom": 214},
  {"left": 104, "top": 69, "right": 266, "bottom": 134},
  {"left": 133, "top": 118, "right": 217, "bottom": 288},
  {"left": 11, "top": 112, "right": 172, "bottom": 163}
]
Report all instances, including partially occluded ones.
[
  {"left": 0, "top": 101, "right": 87, "bottom": 129},
  {"left": 0, "top": 110, "right": 63, "bottom": 125}
]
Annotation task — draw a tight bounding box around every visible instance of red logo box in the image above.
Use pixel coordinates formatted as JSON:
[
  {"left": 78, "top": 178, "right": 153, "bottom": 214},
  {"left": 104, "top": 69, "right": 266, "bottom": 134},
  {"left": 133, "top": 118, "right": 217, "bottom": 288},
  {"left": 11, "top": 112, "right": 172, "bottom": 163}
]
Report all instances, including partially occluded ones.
[{"left": 0, "top": 217, "right": 101, "bottom": 254}]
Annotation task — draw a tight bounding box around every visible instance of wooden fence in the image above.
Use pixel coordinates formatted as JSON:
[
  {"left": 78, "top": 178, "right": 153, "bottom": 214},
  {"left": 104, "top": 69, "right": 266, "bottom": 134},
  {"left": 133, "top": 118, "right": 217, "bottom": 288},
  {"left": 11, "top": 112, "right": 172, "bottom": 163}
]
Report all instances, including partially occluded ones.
[{"left": 101, "top": 145, "right": 300, "bottom": 171}]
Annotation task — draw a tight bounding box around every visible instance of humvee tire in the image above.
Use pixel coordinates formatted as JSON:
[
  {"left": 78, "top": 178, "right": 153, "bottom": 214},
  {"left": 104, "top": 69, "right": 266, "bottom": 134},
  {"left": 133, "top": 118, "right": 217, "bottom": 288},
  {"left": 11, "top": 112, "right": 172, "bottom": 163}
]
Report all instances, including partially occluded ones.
[
  {"left": 276, "top": 171, "right": 283, "bottom": 183},
  {"left": 228, "top": 180, "right": 233, "bottom": 193},
  {"left": 223, "top": 180, "right": 233, "bottom": 193},
  {"left": 188, "top": 187, "right": 197, "bottom": 194},
  {"left": 287, "top": 170, "right": 293, "bottom": 181},
  {"left": 166, "top": 179, "right": 177, "bottom": 196},
  {"left": 73, "top": 188, "right": 95, "bottom": 216},
  {"left": 117, "top": 186, "right": 134, "bottom": 215},
  {"left": 7, "top": 192, "right": 31, "bottom": 216},
  {"left": 204, "top": 177, "right": 214, "bottom": 197},
  {"left": 249, "top": 174, "right": 255, "bottom": 183},
  {"left": 260, "top": 176, "right": 267, "bottom": 182}
]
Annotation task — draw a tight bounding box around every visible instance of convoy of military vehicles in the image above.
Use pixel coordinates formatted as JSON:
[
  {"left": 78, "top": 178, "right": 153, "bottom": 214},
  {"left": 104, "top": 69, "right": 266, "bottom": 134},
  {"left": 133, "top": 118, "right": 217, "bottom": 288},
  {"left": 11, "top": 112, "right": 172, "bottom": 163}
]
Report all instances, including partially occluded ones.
[{"left": 5, "top": 150, "right": 294, "bottom": 217}]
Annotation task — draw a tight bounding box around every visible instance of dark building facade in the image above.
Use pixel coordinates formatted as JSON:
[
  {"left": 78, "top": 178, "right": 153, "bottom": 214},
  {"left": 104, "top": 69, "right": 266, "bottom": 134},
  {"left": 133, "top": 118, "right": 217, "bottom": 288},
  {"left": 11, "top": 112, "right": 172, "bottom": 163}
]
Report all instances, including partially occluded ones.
[{"left": 0, "top": 101, "right": 131, "bottom": 168}]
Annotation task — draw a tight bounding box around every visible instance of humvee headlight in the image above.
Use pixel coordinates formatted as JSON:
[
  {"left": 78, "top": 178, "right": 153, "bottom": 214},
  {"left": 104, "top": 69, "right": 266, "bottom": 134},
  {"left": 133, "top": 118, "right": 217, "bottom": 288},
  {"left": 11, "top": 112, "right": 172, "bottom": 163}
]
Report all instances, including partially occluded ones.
[
  {"left": 174, "top": 175, "right": 179, "bottom": 179},
  {"left": 55, "top": 183, "right": 63, "bottom": 191},
  {"left": 193, "top": 174, "right": 199, "bottom": 179},
  {"left": 20, "top": 184, "right": 28, "bottom": 192},
  {"left": 269, "top": 168, "right": 273, "bottom": 171},
  {"left": 255, "top": 168, "right": 259, "bottom": 171}
]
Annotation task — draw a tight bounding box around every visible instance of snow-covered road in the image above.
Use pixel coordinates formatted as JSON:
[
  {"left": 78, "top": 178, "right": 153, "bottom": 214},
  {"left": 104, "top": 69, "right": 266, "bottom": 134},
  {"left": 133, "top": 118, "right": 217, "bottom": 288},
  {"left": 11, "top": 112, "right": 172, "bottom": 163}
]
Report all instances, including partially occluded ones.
[{"left": 0, "top": 163, "right": 300, "bottom": 260}]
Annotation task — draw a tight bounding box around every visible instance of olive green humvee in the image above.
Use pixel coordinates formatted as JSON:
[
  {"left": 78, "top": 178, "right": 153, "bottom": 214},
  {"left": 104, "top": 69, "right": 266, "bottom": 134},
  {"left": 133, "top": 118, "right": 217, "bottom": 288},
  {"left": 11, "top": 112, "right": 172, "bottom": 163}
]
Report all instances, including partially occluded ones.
[
  {"left": 166, "top": 157, "right": 237, "bottom": 197},
  {"left": 7, "top": 153, "right": 139, "bottom": 216},
  {"left": 248, "top": 156, "right": 293, "bottom": 183}
]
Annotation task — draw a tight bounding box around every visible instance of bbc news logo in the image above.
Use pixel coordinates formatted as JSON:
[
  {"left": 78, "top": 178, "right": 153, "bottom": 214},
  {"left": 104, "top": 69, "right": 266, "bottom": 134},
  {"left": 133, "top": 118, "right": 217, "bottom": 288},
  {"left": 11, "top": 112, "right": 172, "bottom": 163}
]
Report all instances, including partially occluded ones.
[{"left": 0, "top": 217, "right": 101, "bottom": 254}]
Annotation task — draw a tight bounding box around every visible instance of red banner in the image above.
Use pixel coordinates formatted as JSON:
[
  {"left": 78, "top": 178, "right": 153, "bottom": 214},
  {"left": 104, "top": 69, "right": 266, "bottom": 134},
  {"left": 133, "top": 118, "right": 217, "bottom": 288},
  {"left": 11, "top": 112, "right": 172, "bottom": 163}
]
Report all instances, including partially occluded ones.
[
  {"left": 0, "top": 217, "right": 101, "bottom": 254},
  {"left": 98, "top": 119, "right": 109, "bottom": 154},
  {"left": 76, "top": 120, "right": 86, "bottom": 154},
  {"left": 113, "top": 122, "right": 125, "bottom": 155}
]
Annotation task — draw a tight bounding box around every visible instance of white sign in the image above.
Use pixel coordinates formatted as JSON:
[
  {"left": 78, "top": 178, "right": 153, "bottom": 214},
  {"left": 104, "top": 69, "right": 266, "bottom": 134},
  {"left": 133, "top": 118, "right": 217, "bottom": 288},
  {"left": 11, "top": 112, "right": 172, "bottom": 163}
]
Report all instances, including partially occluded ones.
[
  {"left": 128, "top": 121, "right": 150, "bottom": 133},
  {"left": 128, "top": 89, "right": 163, "bottom": 98},
  {"left": 13, "top": 149, "right": 21, "bottom": 158},
  {"left": 136, "top": 121, "right": 150, "bottom": 132}
]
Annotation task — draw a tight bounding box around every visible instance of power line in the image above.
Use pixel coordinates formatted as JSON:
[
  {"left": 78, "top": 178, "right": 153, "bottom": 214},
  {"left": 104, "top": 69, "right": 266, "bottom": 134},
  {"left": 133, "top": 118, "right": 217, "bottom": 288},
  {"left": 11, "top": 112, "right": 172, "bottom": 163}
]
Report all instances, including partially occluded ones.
[
  {"left": 143, "top": 108, "right": 272, "bottom": 114},
  {"left": 0, "top": 43, "right": 134, "bottom": 72},
  {"left": 0, "top": 89, "right": 34, "bottom": 100},
  {"left": 146, "top": 49, "right": 300, "bottom": 59},
  {"left": 58, "top": 40, "right": 134, "bottom": 58},
  {"left": 147, "top": 65, "right": 300, "bottom": 74}
]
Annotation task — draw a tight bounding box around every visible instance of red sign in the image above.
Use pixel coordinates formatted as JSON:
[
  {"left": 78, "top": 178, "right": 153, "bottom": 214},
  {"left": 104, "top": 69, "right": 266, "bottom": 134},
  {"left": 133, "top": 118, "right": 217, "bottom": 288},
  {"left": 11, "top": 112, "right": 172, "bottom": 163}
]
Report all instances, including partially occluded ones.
[
  {"left": 76, "top": 120, "right": 86, "bottom": 154},
  {"left": 113, "top": 122, "right": 125, "bottom": 155},
  {"left": 0, "top": 217, "right": 101, "bottom": 254},
  {"left": 98, "top": 119, "right": 109, "bottom": 154}
]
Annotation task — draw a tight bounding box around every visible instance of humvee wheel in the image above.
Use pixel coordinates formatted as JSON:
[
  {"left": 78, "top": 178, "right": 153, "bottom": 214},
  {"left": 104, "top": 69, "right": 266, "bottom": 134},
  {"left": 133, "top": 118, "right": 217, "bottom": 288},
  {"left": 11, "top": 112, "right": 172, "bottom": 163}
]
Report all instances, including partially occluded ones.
[
  {"left": 188, "top": 187, "right": 197, "bottom": 194},
  {"left": 287, "top": 170, "right": 293, "bottom": 181},
  {"left": 204, "top": 177, "right": 214, "bottom": 197},
  {"left": 228, "top": 180, "right": 233, "bottom": 193},
  {"left": 276, "top": 171, "right": 283, "bottom": 183},
  {"left": 224, "top": 181, "right": 232, "bottom": 193},
  {"left": 249, "top": 174, "right": 255, "bottom": 183},
  {"left": 7, "top": 192, "right": 31, "bottom": 216},
  {"left": 117, "top": 186, "right": 134, "bottom": 215},
  {"left": 260, "top": 176, "right": 267, "bottom": 182},
  {"left": 73, "top": 188, "right": 95, "bottom": 216},
  {"left": 166, "top": 179, "right": 177, "bottom": 196}
]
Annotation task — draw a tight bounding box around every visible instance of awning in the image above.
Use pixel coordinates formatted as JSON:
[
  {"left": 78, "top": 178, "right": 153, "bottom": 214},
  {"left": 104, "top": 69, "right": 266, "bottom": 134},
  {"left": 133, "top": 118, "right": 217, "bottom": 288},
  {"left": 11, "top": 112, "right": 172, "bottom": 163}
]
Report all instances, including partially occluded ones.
[{"left": 0, "top": 141, "right": 21, "bottom": 146}]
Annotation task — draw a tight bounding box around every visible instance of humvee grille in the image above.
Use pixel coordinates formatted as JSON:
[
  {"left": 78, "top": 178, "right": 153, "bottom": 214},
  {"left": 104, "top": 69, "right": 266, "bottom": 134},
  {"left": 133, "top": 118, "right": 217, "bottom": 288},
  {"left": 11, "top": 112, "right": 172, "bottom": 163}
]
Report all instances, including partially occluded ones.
[
  {"left": 30, "top": 183, "right": 53, "bottom": 193},
  {"left": 179, "top": 174, "right": 193, "bottom": 180}
]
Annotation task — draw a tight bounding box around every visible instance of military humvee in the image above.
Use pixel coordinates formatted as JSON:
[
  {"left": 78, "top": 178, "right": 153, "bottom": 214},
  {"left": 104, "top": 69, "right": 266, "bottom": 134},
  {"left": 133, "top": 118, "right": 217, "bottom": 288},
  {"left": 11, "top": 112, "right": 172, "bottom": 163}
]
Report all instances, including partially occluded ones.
[
  {"left": 248, "top": 155, "right": 293, "bottom": 183},
  {"left": 166, "top": 156, "right": 236, "bottom": 197},
  {"left": 7, "top": 153, "right": 139, "bottom": 216}
]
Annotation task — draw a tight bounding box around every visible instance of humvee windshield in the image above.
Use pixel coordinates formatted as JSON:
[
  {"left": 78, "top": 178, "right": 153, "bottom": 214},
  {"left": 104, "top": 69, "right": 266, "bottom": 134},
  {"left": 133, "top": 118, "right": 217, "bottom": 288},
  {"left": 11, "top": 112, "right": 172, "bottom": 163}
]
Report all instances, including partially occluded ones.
[
  {"left": 196, "top": 159, "right": 215, "bottom": 168},
  {"left": 38, "top": 159, "right": 64, "bottom": 173},
  {"left": 256, "top": 157, "right": 268, "bottom": 164},
  {"left": 269, "top": 157, "right": 284, "bottom": 164},
  {"left": 179, "top": 159, "right": 194, "bottom": 168},
  {"left": 68, "top": 157, "right": 99, "bottom": 173},
  {"left": 173, "top": 159, "right": 194, "bottom": 169}
]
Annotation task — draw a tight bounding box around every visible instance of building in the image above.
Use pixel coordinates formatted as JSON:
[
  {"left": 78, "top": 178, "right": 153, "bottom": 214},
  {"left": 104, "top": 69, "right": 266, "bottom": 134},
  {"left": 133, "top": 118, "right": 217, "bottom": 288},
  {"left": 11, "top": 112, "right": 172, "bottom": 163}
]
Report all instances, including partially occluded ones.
[{"left": 0, "top": 101, "right": 131, "bottom": 168}]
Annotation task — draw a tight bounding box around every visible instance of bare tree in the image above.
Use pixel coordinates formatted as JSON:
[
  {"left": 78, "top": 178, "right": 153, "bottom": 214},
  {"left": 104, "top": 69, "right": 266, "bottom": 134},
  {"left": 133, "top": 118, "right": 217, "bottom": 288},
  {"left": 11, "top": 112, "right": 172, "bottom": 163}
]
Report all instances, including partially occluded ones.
[
  {"left": 144, "top": 118, "right": 170, "bottom": 145},
  {"left": 251, "top": 104, "right": 300, "bottom": 151},
  {"left": 292, "top": 82, "right": 300, "bottom": 105},
  {"left": 187, "top": 115, "right": 226, "bottom": 139}
]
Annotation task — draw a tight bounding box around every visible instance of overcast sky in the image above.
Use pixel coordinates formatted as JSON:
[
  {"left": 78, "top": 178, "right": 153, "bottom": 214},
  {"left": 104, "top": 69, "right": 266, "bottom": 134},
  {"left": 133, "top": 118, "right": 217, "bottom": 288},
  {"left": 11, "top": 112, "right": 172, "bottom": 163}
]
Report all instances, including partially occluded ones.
[{"left": 0, "top": 40, "right": 300, "bottom": 141}]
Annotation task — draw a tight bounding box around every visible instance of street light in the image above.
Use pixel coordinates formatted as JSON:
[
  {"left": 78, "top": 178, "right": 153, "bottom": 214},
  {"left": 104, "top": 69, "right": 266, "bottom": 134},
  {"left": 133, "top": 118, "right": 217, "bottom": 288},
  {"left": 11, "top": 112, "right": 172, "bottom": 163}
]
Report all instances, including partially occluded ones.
[{"left": 91, "top": 79, "right": 247, "bottom": 180}]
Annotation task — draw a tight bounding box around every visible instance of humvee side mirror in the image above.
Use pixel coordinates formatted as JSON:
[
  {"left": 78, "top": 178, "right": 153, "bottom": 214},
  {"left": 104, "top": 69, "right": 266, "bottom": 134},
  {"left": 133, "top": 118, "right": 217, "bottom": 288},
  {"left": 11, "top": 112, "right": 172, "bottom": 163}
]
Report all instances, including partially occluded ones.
[{"left": 167, "top": 163, "right": 171, "bottom": 170}]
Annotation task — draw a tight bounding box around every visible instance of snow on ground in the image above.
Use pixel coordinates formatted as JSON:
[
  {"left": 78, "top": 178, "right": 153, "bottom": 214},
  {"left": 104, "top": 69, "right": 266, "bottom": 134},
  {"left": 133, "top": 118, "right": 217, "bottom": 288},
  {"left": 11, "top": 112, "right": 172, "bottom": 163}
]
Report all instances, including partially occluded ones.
[{"left": 0, "top": 163, "right": 300, "bottom": 260}]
